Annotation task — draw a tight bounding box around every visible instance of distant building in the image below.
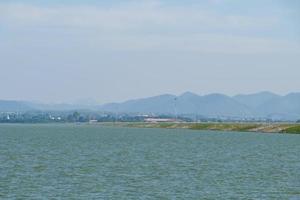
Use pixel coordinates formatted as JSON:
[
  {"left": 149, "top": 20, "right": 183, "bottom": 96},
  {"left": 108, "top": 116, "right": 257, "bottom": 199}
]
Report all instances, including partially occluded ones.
[
  {"left": 137, "top": 114, "right": 150, "bottom": 117},
  {"left": 144, "top": 118, "right": 176, "bottom": 123}
]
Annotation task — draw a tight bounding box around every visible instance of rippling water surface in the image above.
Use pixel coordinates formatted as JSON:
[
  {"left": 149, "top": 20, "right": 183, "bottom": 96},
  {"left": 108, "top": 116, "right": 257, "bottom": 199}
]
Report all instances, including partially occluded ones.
[{"left": 0, "top": 124, "right": 300, "bottom": 199}]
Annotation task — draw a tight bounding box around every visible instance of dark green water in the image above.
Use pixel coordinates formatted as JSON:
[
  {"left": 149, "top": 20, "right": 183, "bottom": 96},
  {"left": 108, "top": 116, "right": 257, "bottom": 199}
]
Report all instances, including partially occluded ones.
[{"left": 0, "top": 124, "right": 299, "bottom": 199}]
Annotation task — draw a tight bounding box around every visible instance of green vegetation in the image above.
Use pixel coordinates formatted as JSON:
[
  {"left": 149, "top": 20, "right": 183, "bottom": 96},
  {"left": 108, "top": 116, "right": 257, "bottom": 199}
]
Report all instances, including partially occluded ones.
[
  {"left": 1, "top": 110, "right": 300, "bottom": 134},
  {"left": 190, "top": 123, "right": 260, "bottom": 131},
  {"left": 0, "top": 111, "right": 146, "bottom": 123},
  {"left": 120, "top": 122, "right": 300, "bottom": 134},
  {"left": 190, "top": 123, "right": 212, "bottom": 130},
  {"left": 281, "top": 125, "right": 300, "bottom": 134}
]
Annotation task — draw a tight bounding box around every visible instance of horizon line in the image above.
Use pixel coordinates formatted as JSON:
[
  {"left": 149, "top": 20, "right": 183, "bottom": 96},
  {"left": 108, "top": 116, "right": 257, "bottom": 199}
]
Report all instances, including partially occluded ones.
[{"left": 1, "top": 90, "right": 300, "bottom": 105}]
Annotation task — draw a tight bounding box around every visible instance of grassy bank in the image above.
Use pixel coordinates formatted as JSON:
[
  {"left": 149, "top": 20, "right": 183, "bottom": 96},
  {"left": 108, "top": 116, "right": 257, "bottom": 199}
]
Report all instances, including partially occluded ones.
[
  {"left": 106, "top": 122, "right": 300, "bottom": 134},
  {"left": 281, "top": 125, "right": 300, "bottom": 134}
]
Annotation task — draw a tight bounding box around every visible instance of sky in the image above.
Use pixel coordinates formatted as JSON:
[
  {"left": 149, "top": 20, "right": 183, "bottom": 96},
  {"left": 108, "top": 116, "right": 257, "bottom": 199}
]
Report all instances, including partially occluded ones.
[{"left": 0, "top": 0, "right": 299, "bottom": 104}]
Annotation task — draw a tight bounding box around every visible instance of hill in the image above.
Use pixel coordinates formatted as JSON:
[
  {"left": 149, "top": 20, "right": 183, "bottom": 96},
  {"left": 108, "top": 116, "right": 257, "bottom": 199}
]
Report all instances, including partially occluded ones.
[
  {"left": 1, "top": 92, "right": 300, "bottom": 120},
  {"left": 100, "top": 92, "right": 300, "bottom": 120}
]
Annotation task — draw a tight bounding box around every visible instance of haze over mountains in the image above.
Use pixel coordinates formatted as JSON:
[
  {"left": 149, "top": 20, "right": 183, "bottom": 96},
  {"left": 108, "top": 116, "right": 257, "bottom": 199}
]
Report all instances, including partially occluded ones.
[
  {"left": 1, "top": 92, "right": 300, "bottom": 120},
  {"left": 100, "top": 92, "right": 300, "bottom": 120}
]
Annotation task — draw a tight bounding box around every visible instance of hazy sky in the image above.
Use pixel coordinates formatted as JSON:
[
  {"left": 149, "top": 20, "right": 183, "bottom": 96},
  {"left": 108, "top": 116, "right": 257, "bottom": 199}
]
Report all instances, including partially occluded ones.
[{"left": 0, "top": 0, "right": 299, "bottom": 103}]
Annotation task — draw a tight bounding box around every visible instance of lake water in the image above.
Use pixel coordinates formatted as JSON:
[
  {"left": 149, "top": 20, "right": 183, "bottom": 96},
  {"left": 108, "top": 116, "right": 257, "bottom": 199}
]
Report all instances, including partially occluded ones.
[{"left": 0, "top": 124, "right": 299, "bottom": 199}]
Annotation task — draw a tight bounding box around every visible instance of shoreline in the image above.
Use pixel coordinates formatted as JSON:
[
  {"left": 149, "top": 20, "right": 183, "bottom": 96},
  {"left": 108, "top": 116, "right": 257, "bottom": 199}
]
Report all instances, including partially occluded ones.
[
  {"left": 103, "top": 122, "right": 300, "bottom": 134},
  {"left": 0, "top": 122, "right": 299, "bottom": 134}
]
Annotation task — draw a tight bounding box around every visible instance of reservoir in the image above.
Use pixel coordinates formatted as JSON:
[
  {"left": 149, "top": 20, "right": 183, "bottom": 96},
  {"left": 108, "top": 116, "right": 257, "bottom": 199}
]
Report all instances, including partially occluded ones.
[{"left": 0, "top": 124, "right": 299, "bottom": 199}]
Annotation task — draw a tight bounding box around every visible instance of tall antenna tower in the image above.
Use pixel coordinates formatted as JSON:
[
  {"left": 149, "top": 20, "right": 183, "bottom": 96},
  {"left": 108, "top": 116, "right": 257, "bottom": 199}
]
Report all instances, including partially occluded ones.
[{"left": 174, "top": 97, "right": 178, "bottom": 121}]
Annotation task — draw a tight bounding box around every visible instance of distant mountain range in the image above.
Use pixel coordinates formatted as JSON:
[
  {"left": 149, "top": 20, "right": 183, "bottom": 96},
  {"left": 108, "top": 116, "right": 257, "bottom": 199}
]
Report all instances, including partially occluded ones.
[
  {"left": 0, "top": 100, "right": 32, "bottom": 112},
  {"left": 1, "top": 91, "right": 300, "bottom": 120},
  {"left": 99, "top": 91, "right": 300, "bottom": 120}
]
